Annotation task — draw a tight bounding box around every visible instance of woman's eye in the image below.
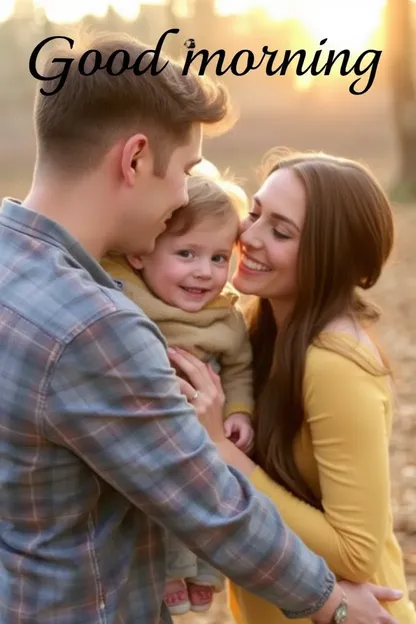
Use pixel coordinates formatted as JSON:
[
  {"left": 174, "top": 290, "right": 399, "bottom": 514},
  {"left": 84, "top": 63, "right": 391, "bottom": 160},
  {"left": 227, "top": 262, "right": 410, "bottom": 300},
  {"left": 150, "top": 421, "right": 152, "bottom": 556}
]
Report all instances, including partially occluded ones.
[
  {"left": 273, "top": 229, "right": 291, "bottom": 240},
  {"left": 247, "top": 211, "right": 259, "bottom": 221}
]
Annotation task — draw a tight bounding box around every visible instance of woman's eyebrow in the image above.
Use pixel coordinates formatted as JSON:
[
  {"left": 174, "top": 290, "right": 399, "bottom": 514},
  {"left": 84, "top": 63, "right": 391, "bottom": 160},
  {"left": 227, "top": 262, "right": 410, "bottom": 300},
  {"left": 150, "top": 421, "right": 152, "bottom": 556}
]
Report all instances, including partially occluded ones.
[{"left": 253, "top": 196, "right": 299, "bottom": 231}]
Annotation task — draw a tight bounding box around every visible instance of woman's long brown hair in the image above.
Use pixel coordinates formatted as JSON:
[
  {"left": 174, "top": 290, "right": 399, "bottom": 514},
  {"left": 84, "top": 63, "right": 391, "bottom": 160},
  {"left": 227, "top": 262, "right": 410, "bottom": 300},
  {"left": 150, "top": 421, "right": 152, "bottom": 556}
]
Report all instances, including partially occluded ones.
[{"left": 245, "top": 151, "right": 395, "bottom": 509}]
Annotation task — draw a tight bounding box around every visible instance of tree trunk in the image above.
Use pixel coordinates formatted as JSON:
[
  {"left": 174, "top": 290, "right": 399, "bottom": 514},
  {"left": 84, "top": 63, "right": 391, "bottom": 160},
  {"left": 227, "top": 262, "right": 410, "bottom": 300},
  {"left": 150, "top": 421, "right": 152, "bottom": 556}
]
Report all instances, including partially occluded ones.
[{"left": 386, "top": 0, "right": 416, "bottom": 190}]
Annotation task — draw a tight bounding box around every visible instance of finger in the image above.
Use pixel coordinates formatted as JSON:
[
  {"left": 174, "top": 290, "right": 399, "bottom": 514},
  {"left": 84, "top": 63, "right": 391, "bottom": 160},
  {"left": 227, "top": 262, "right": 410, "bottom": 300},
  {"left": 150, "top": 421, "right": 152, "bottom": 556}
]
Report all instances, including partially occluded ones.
[
  {"left": 206, "top": 362, "right": 221, "bottom": 384},
  {"left": 237, "top": 427, "right": 251, "bottom": 447},
  {"left": 177, "top": 377, "right": 197, "bottom": 403},
  {"left": 168, "top": 348, "right": 212, "bottom": 392},
  {"left": 207, "top": 364, "right": 223, "bottom": 391},
  {"left": 235, "top": 437, "right": 247, "bottom": 450},
  {"left": 207, "top": 364, "right": 225, "bottom": 402},
  {"left": 236, "top": 432, "right": 253, "bottom": 451},
  {"left": 172, "top": 347, "right": 206, "bottom": 371},
  {"left": 242, "top": 430, "right": 255, "bottom": 453},
  {"left": 223, "top": 420, "right": 234, "bottom": 437},
  {"left": 367, "top": 584, "right": 403, "bottom": 601}
]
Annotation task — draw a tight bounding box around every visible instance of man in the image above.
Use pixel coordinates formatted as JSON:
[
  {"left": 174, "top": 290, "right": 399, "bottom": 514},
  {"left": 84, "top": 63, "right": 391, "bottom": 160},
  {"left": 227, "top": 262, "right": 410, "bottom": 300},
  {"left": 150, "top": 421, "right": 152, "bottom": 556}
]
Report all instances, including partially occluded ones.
[{"left": 0, "top": 32, "right": 401, "bottom": 623}]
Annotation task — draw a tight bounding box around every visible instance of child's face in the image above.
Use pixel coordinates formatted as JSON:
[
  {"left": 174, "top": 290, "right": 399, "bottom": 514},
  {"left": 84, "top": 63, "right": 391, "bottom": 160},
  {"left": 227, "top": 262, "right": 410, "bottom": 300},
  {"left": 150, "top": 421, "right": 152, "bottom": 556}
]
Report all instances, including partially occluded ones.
[{"left": 130, "top": 216, "right": 239, "bottom": 312}]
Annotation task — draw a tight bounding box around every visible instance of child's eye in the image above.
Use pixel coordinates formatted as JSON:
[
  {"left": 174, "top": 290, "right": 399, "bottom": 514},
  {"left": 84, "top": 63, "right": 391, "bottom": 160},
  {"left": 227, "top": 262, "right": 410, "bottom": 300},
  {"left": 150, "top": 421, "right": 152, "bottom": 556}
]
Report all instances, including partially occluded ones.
[
  {"left": 212, "top": 254, "right": 228, "bottom": 264},
  {"left": 177, "top": 249, "right": 194, "bottom": 258}
]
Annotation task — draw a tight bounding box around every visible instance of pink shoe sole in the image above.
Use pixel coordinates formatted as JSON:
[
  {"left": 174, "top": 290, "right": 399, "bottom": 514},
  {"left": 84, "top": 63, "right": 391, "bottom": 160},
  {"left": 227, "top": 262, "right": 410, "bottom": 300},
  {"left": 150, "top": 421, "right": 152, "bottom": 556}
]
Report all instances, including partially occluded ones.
[
  {"left": 164, "top": 580, "right": 190, "bottom": 615},
  {"left": 187, "top": 582, "right": 214, "bottom": 613}
]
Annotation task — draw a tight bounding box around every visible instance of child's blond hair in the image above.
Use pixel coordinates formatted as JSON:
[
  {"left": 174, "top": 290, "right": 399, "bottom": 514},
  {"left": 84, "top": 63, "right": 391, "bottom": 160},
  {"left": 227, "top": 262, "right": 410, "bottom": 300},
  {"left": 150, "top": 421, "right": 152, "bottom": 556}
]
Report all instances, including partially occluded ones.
[{"left": 165, "top": 174, "right": 247, "bottom": 236}]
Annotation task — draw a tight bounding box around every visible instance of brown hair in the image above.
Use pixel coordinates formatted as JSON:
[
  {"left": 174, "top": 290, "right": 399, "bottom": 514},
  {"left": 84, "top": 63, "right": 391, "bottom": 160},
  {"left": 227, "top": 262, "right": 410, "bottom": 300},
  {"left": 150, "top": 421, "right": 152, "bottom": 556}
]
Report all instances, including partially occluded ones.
[
  {"left": 34, "top": 31, "right": 232, "bottom": 176},
  {"left": 164, "top": 174, "right": 247, "bottom": 236},
  {"left": 246, "top": 150, "right": 394, "bottom": 508}
]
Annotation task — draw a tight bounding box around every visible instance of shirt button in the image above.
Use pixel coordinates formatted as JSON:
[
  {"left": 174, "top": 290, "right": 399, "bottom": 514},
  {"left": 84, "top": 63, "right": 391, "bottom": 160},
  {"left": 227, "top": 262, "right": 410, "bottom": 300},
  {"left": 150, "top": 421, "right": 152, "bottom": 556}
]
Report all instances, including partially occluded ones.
[{"left": 99, "top": 601, "right": 105, "bottom": 610}]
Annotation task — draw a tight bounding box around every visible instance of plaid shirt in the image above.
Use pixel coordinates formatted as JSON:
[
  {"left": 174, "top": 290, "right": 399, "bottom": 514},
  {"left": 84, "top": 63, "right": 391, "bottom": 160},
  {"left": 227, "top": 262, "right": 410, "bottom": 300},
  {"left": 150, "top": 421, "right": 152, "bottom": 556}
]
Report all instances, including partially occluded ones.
[{"left": 0, "top": 199, "right": 335, "bottom": 624}]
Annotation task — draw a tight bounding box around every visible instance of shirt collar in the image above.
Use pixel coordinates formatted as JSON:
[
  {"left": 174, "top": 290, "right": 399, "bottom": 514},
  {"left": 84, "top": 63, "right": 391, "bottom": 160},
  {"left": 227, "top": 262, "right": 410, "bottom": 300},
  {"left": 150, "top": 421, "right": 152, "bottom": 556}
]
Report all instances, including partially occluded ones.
[{"left": 0, "top": 197, "right": 119, "bottom": 290}]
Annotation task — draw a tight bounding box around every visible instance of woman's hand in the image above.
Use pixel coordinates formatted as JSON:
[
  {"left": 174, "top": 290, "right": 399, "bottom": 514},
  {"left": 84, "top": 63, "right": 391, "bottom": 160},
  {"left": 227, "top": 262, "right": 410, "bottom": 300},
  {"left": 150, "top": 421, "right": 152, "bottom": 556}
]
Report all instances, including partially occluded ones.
[
  {"left": 167, "top": 347, "right": 257, "bottom": 477},
  {"left": 167, "top": 347, "right": 226, "bottom": 443},
  {"left": 313, "top": 581, "right": 403, "bottom": 624}
]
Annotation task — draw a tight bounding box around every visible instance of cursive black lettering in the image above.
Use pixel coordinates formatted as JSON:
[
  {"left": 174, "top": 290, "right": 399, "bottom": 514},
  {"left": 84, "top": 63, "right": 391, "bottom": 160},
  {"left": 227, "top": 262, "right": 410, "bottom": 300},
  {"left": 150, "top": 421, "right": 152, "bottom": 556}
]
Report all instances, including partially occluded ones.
[
  {"left": 28, "top": 32, "right": 382, "bottom": 97},
  {"left": 321, "top": 50, "right": 353, "bottom": 76},
  {"left": 307, "top": 39, "right": 331, "bottom": 75},
  {"left": 277, "top": 49, "right": 308, "bottom": 75},
  {"left": 182, "top": 48, "right": 228, "bottom": 75},
  {"left": 78, "top": 49, "right": 104, "bottom": 76},
  {"left": 228, "top": 49, "right": 264, "bottom": 75},
  {"left": 105, "top": 49, "right": 131, "bottom": 76},
  {"left": 131, "top": 29, "right": 177, "bottom": 75},
  {"left": 349, "top": 49, "right": 382, "bottom": 95},
  {"left": 29, "top": 35, "right": 74, "bottom": 96},
  {"left": 261, "top": 46, "right": 281, "bottom": 76}
]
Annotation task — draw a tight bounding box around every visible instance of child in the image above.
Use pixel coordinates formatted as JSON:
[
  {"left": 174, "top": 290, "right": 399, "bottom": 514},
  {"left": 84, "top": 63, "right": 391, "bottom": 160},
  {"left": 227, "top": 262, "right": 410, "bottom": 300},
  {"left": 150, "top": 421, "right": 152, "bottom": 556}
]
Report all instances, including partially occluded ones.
[{"left": 101, "top": 174, "right": 254, "bottom": 616}]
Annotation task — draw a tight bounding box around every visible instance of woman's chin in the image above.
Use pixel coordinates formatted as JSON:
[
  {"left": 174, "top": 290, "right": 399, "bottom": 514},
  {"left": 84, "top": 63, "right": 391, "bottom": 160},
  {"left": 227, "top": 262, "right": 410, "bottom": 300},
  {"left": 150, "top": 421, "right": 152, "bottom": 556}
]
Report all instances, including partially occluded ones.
[{"left": 231, "top": 270, "right": 257, "bottom": 295}]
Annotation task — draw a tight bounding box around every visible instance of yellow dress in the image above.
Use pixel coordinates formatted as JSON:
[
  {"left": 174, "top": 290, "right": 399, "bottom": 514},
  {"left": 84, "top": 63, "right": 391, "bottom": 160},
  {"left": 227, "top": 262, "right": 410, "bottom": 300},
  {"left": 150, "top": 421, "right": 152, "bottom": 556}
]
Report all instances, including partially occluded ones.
[{"left": 229, "top": 332, "right": 416, "bottom": 623}]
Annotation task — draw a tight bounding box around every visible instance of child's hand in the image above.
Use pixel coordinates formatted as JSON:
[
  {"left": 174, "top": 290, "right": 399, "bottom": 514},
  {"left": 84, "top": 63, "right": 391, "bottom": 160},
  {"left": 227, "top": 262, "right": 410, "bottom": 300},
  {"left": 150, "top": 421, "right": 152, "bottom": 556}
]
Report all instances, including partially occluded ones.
[{"left": 224, "top": 412, "right": 254, "bottom": 454}]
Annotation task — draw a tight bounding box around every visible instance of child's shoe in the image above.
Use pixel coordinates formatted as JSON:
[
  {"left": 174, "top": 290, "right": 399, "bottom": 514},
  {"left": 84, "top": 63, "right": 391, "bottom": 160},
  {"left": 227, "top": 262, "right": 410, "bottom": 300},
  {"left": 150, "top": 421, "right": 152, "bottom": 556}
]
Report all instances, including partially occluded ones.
[
  {"left": 163, "top": 579, "right": 190, "bottom": 615},
  {"left": 187, "top": 581, "right": 214, "bottom": 613}
]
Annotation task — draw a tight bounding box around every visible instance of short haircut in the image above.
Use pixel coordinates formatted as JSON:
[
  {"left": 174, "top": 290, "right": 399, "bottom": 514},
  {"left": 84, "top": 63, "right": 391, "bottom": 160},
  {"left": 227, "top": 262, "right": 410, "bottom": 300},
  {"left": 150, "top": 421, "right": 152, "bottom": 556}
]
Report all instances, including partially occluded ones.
[
  {"left": 164, "top": 173, "right": 247, "bottom": 236},
  {"left": 34, "top": 31, "right": 233, "bottom": 176}
]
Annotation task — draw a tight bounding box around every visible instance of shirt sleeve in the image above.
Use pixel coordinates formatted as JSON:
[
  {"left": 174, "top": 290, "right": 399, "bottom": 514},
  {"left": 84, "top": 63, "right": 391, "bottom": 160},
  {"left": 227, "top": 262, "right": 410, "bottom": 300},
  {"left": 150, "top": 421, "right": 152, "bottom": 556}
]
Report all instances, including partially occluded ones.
[
  {"left": 250, "top": 348, "right": 391, "bottom": 583},
  {"left": 44, "top": 309, "right": 335, "bottom": 617},
  {"left": 221, "top": 308, "right": 254, "bottom": 419}
]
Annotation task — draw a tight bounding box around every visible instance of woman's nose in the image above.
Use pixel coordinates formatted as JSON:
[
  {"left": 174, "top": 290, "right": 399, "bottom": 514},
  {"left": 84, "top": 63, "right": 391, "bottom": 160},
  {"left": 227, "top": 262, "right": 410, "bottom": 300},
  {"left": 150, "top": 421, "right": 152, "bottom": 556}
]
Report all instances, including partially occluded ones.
[{"left": 239, "top": 221, "right": 263, "bottom": 249}]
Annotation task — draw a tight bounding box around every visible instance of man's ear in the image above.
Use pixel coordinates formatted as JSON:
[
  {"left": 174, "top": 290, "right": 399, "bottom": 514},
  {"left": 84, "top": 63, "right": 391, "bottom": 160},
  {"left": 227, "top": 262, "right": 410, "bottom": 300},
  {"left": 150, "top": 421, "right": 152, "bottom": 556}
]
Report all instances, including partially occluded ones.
[
  {"left": 126, "top": 254, "right": 144, "bottom": 270},
  {"left": 121, "top": 134, "right": 150, "bottom": 186}
]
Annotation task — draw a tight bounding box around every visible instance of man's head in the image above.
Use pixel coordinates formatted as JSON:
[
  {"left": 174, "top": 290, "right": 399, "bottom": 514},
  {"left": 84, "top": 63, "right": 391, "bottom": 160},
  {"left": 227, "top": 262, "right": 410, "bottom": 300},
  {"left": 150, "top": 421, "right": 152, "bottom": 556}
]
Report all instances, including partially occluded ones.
[{"left": 33, "top": 31, "right": 233, "bottom": 255}]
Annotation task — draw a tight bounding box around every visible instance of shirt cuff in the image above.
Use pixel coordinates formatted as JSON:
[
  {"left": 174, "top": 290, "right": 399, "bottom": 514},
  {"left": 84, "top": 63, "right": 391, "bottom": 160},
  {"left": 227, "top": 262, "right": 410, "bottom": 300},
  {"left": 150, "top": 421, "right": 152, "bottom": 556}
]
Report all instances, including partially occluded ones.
[
  {"left": 250, "top": 467, "right": 337, "bottom": 619},
  {"left": 224, "top": 402, "right": 253, "bottom": 419}
]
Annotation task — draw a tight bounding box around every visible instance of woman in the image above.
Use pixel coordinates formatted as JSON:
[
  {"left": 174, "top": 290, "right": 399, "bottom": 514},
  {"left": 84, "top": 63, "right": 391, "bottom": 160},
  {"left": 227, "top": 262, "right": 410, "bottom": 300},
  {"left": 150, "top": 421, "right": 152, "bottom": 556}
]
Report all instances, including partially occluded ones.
[{"left": 169, "top": 151, "right": 416, "bottom": 623}]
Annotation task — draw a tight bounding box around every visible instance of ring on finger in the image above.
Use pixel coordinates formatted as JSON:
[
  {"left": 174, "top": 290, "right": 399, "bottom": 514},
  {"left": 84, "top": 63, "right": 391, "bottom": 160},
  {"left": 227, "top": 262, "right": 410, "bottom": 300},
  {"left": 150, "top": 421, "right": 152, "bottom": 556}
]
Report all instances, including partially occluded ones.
[{"left": 191, "top": 390, "right": 199, "bottom": 402}]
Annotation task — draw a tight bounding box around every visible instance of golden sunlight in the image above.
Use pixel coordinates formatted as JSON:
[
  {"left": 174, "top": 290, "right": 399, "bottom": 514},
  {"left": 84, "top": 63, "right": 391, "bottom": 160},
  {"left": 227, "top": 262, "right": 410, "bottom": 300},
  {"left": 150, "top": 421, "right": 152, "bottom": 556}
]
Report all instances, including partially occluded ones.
[
  {"left": 295, "top": 73, "right": 314, "bottom": 92},
  {"left": 32, "top": 0, "right": 141, "bottom": 23},
  {"left": 291, "top": 0, "right": 386, "bottom": 50},
  {"left": 2, "top": 0, "right": 387, "bottom": 38},
  {"left": 34, "top": 0, "right": 107, "bottom": 23},
  {"left": 216, "top": 0, "right": 385, "bottom": 51},
  {"left": 0, "top": 0, "right": 14, "bottom": 22}
]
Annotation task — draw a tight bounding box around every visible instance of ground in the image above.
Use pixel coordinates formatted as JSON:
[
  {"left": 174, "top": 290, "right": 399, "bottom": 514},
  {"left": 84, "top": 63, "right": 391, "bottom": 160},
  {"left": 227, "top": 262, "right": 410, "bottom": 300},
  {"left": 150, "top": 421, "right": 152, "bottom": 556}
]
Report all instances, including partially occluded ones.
[{"left": 176, "top": 202, "right": 416, "bottom": 622}]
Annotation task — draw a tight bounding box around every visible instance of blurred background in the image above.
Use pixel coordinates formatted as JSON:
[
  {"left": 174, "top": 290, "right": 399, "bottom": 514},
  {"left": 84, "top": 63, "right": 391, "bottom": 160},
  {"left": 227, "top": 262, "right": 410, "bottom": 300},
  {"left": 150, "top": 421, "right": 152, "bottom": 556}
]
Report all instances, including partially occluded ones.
[{"left": 0, "top": 1, "right": 415, "bottom": 621}]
